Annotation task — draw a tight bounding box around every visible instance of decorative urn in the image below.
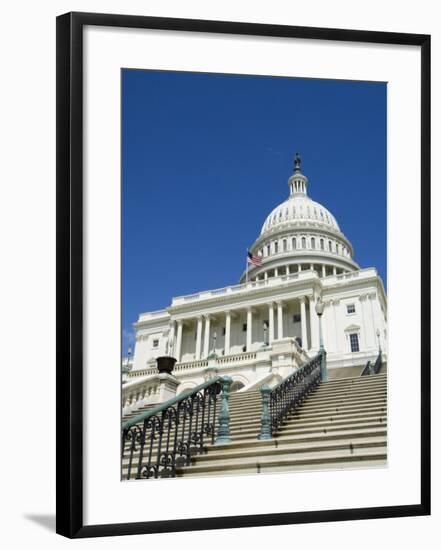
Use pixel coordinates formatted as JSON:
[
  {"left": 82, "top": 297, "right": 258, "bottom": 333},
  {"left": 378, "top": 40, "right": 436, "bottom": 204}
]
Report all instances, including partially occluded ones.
[{"left": 156, "top": 356, "right": 177, "bottom": 374}]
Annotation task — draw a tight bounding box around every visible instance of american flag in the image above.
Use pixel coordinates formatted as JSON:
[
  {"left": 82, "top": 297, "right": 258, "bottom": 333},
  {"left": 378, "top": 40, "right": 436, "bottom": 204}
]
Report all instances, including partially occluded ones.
[{"left": 247, "top": 251, "right": 262, "bottom": 266}]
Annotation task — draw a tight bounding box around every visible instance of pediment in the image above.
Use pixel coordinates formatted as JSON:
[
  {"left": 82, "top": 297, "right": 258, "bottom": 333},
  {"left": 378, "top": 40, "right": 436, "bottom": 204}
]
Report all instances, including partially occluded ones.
[{"left": 344, "top": 324, "right": 360, "bottom": 332}]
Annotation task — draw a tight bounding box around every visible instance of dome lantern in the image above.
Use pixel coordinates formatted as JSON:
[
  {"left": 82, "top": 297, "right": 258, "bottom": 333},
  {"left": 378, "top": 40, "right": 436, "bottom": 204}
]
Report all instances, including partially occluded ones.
[{"left": 288, "top": 152, "right": 308, "bottom": 196}]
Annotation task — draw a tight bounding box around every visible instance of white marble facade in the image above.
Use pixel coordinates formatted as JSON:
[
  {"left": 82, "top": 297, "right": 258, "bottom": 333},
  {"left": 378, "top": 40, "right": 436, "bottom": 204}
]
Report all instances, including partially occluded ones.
[{"left": 123, "top": 155, "right": 387, "bottom": 411}]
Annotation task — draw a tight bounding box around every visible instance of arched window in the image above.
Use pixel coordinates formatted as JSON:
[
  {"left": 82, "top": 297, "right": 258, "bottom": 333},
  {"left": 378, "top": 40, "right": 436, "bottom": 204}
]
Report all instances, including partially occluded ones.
[
  {"left": 292, "top": 237, "right": 296, "bottom": 249},
  {"left": 328, "top": 240, "right": 332, "bottom": 251},
  {"left": 311, "top": 237, "right": 315, "bottom": 249},
  {"left": 266, "top": 245, "right": 270, "bottom": 256},
  {"left": 320, "top": 238, "right": 324, "bottom": 250},
  {"left": 301, "top": 237, "right": 306, "bottom": 249},
  {"left": 336, "top": 244, "right": 340, "bottom": 254},
  {"left": 274, "top": 241, "right": 278, "bottom": 254},
  {"left": 283, "top": 239, "right": 287, "bottom": 251}
]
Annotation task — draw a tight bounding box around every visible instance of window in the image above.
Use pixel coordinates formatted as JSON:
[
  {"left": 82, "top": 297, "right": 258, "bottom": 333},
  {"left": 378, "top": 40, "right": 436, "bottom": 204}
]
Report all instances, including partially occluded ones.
[
  {"left": 320, "top": 238, "right": 324, "bottom": 250},
  {"left": 242, "top": 323, "right": 247, "bottom": 332},
  {"left": 283, "top": 239, "right": 287, "bottom": 251},
  {"left": 347, "top": 303, "right": 356, "bottom": 314},
  {"left": 222, "top": 327, "right": 226, "bottom": 336},
  {"left": 292, "top": 238, "right": 296, "bottom": 249},
  {"left": 328, "top": 240, "right": 332, "bottom": 251},
  {"left": 293, "top": 314, "right": 301, "bottom": 323},
  {"left": 266, "top": 245, "right": 270, "bottom": 256},
  {"left": 274, "top": 241, "right": 278, "bottom": 253},
  {"left": 301, "top": 237, "right": 306, "bottom": 248},
  {"left": 152, "top": 339, "right": 159, "bottom": 348},
  {"left": 349, "top": 333, "right": 360, "bottom": 352},
  {"left": 311, "top": 237, "right": 315, "bottom": 249}
]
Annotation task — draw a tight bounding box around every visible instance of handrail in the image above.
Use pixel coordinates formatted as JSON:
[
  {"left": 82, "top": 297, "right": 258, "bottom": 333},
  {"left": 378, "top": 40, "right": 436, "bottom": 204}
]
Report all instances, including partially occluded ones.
[
  {"left": 372, "top": 351, "right": 382, "bottom": 374},
  {"left": 361, "top": 351, "right": 382, "bottom": 376},
  {"left": 361, "top": 360, "right": 372, "bottom": 376},
  {"left": 259, "top": 352, "right": 323, "bottom": 439},
  {"left": 122, "top": 376, "right": 222, "bottom": 430},
  {"left": 121, "top": 376, "right": 230, "bottom": 480}
]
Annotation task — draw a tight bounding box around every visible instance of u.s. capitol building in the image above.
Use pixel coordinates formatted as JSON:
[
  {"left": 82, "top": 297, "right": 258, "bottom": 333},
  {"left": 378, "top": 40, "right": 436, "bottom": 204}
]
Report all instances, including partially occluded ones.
[{"left": 122, "top": 154, "right": 387, "bottom": 412}]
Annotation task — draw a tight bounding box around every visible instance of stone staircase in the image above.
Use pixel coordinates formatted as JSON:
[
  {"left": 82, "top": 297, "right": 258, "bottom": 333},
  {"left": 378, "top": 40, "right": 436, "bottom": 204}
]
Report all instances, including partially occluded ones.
[{"left": 175, "top": 373, "right": 387, "bottom": 477}]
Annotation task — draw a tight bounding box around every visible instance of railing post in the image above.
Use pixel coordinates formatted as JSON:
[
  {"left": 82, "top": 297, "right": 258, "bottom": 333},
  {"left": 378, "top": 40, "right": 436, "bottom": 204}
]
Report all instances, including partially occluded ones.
[
  {"left": 320, "top": 349, "right": 328, "bottom": 382},
  {"left": 215, "top": 376, "right": 233, "bottom": 445},
  {"left": 258, "top": 385, "right": 272, "bottom": 440}
]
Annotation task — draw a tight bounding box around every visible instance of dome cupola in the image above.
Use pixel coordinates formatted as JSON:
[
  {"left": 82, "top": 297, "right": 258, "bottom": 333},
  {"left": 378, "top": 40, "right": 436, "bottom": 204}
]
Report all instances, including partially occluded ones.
[{"left": 288, "top": 152, "right": 308, "bottom": 196}]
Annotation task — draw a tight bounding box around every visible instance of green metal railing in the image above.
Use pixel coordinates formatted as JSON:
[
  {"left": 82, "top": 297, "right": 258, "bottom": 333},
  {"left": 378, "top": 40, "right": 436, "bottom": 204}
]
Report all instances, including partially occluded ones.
[
  {"left": 121, "top": 375, "right": 232, "bottom": 479},
  {"left": 258, "top": 351, "right": 324, "bottom": 440},
  {"left": 361, "top": 351, "right": 382, "bottom": 376}
]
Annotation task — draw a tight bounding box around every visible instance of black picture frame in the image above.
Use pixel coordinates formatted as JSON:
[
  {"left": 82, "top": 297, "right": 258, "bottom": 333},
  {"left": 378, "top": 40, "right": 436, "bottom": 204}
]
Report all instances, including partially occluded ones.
[{"left": 56, "top": 11, "right": 431, "bottom": 539}]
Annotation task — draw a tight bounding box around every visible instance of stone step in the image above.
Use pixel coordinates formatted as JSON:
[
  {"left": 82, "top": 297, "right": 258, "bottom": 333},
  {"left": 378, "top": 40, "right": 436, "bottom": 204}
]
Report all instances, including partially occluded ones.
[
  {"left": 209, "top": 426, "right": 387, "bottom": 451},
  {"left": 310, "top": 384, "right": 387, "bottom": 396},
  {"left": 123, "top": 427, "right": 388, "bottom": 462},
  {"left": 301, "top": 392, "right": 387, "bottom": 407},
  {"left": 227, "top": 405, "right": 387, "bottom": 430},
  {"left": 123, "top": 384, "right": 386, "bottom": 421},
  {"left": 188, "top": 436, "right": 386, "bottom": 463},
  {"left": 323, "top": 372, "right": 387, "bottom": 384},
  {"left": 298, "top": 396, "right": 387, "bottom": 412},
  {"left": 174, "top": 447, "right": 387, "bottom": 477},
  {"left": 226, "top": 417, "right": 386, "bottom": 440},
  {"left": 319, "top": 376, "right": 386, "bottom": 388},
  {"left": 278, "top": 413, "right": 387, "bottom": 431},
  {"left": 232, "top": 388, "right": 386, "bottom": 408},
  {"left": 122, "top": 437, "right": 386, "bottom": 471},
  {"left": 314, "top": 380, "right": 386, "bottom": 390}
]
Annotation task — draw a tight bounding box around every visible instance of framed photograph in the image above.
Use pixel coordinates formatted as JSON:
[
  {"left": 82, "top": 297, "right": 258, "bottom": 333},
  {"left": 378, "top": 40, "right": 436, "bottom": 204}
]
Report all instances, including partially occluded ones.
[{"left": 56, "top": 11, "right": 430, "bottom": 538}]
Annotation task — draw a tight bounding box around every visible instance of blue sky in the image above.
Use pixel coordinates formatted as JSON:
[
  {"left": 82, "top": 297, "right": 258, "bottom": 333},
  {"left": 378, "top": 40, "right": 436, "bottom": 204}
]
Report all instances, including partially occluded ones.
[{"left": 122, "top": 70, "right": 387, "bottom": 354}]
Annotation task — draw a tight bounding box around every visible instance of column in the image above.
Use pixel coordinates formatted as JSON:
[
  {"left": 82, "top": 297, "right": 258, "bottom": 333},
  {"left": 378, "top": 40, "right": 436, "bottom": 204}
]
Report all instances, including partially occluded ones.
[
  {"left": 264, "top": 271, "right": 268, "bottom": 281},
  {"left": 322, "top": 265, "right": 326, "bottom": 278},
  {"left": 175, "top": 320, "right": 183, "bottom": 361},
  {"left": 277, "top": 301, "right": 283, "bottom": 339},
  {"left": 333, "top": 266, "right": 337, "bottom": 275},
  {"left": 246, "top": 308, "right": 253, "bottom": 351},
  {"left": 275, "top": 267, "right": 278, "bottom": 277},
  {"left": 359, "top": 295, "right": 369, "bottom": 349},
  {"left": 368, "top": 293, "right": 380, "bottom": 348},
  {"left": 268, "top": 302, "right": 275, "bottom": 343},
  {"left": 225, "top": 311, "right": 231, "bottom": 355},
  {"left": 195, "top": 316, "right": 203, "bottom": 359},
  {"left": 203, "top": 315, "right": 211, "bottom": 358},
  {"left": 300, "top": 297, "right": 309, "bottom": 350},
  {"left": 168, "top": 320, "right": 176, "bottom": 355},
  {"left": 286, "top": 265, "right": 289, "bottom": 275},
  {"left": 309, "top": 295, "right": 319, "bottom": 351}
]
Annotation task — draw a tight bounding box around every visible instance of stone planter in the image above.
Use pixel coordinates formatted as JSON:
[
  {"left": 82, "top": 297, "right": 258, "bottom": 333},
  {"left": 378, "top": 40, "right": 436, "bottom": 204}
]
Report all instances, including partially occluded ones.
[{"left": 156, "top": 356, "right": 177, "bottom": 374}]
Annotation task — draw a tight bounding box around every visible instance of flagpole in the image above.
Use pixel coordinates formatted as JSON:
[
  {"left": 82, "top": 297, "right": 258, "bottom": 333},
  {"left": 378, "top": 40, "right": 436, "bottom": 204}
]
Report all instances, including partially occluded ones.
[{"left": 245, "top": 250, "right": 249, "bottom": 285}]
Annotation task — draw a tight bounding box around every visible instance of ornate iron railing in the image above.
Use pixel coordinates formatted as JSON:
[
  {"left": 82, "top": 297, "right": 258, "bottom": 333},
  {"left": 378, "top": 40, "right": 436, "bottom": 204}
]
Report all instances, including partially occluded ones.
[
  {"left": 121, "top": 376, "right": 231, "bottom": 480},
  {"left": 259, "top": 352, "right": 323, "bottom": 439},
  {"left": 361, "top": 351, "right": 382, "bottom": 376}
]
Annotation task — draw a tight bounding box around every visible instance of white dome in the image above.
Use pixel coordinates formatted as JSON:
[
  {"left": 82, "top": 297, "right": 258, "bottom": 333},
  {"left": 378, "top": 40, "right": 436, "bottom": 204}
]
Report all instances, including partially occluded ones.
[
  {"left": 239, "top": 153, "right": 359, "bottom": 284},
  {"left": 261, "top": 195, "right": 340, "bottom": 235}
]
